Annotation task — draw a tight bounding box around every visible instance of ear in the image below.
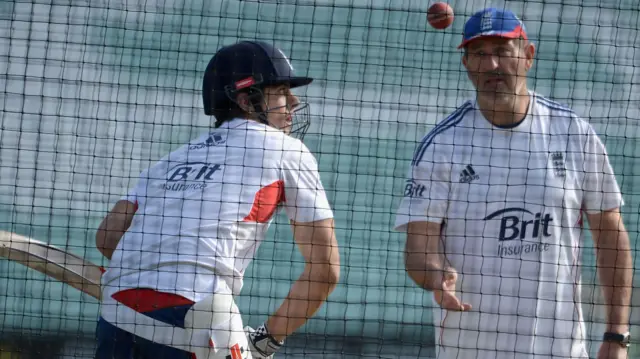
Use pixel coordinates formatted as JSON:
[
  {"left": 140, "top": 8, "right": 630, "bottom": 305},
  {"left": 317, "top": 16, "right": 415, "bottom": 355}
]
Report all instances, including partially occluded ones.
[
  {"left": 461, "top": 52, "right": 468, "bottom": 68},
  {"left": 235, "top": 92, "right": 253, "bottom": 112},
  {"left": 524, "top": 42, "right": 535, "bottom": 71}
]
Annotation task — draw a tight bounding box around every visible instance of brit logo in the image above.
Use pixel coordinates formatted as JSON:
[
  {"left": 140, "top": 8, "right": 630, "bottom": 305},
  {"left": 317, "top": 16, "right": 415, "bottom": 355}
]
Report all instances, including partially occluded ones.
[
  {"left": 162, "top": 161, "right": 222, "bottom": 192},
  {"left": 484, "top": 207, "right": 553, "bottom": 257},
  {"left": 459, "top": 165, "right": 479, "bottom": 183},
  {"left": 404, "top": 179, "right": 426, "bottom": 198},
  {"left": 551, "top": 151, "right": 566, "bottom": 178}
]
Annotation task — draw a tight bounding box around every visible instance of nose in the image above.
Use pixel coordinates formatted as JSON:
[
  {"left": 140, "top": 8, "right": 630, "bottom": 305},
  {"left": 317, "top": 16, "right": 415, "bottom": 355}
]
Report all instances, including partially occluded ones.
[
  {"left": 480, "top": 53, "right": 501, "bottom": 72},
  {"left": 288, "top": 92, "right": 300, "bottom": 111}
]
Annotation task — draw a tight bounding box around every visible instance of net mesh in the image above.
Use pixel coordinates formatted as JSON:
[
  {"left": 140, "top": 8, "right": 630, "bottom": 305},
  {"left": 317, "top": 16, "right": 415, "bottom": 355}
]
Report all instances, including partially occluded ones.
[{"left": 0, "top": 0, "right": 639, "bottom": 358}]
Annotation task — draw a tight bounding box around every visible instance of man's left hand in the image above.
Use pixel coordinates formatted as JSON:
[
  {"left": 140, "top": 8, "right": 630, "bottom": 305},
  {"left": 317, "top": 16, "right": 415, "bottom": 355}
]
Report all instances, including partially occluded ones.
[{"left": 597, "top": 342, "right": 629, "bottom": 359}]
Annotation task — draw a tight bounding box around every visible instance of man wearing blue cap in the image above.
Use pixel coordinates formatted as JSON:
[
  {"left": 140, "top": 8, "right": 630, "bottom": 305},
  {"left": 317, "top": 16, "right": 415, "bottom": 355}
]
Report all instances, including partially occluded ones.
[
  {"left": 94, "top": 40, "right": 340, "bottom": 359},
  {"left": 395, "top": 7, "right": 632, "bottom": 359}
]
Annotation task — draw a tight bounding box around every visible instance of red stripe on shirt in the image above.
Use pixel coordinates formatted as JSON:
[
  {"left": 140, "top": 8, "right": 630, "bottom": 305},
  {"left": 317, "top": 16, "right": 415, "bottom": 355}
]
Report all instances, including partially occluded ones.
[{"left": 243, "top": 180, "right": 286, "bottom": 223}]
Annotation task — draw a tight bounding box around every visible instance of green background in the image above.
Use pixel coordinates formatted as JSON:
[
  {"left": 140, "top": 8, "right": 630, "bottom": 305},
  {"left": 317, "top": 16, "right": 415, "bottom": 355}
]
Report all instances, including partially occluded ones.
[{"left": 0, "top": 0, "right": 638, "bottom": 357}]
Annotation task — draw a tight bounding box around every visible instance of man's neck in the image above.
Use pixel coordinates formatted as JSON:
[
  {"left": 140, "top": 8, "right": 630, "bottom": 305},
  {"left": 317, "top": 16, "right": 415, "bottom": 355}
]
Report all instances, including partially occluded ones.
[{"left": 477, "top": 91, "right": 530, "bottom": 128}]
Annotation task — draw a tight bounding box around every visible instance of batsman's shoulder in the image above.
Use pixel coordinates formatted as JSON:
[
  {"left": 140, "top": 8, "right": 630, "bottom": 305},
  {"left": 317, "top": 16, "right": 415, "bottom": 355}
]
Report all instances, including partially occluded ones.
[
  {"left": 276, "top": 135, "right": 321, "bottom": 173},
  {"left": 281, "top": 135, "right": 313, "bottom": 158}
]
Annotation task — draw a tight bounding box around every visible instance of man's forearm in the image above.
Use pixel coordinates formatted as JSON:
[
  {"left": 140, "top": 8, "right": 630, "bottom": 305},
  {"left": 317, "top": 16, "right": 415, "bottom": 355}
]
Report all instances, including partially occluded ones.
[
  {"left": 96, "top": 215, "right": 129, "bottom": 259},
  {"left": 596, "top": 230, "right": 633, "bottom": 333},
  {"left": 96, "top": 200, "right": 136, "bottom": 259},
  {"left": 266, "top": 263, "right": 339, "bottom": 341},
  {"left": 405, "top": 252, "right": 447, "bottom": 291},
  {"left": 405, "top": 223, "right": 448, "bottom": 292}
]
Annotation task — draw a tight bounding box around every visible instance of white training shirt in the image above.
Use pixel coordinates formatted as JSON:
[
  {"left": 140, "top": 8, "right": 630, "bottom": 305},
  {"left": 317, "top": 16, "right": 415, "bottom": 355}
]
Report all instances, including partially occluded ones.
[
  {"left": 101, "top": 118, "right": 334, "bottom": 302},
  {"left": 394, "top": 91, "right": 624, "bottom": 359}
]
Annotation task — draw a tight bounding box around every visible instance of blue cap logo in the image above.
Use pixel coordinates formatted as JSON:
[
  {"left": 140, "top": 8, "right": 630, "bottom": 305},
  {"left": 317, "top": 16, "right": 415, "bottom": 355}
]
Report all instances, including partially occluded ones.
[
  {"left": 481, "top": 10, "right": 493, "bottom": 32},
  {"left": 458, "top": 8, "right": 528, "bottom": 49}
]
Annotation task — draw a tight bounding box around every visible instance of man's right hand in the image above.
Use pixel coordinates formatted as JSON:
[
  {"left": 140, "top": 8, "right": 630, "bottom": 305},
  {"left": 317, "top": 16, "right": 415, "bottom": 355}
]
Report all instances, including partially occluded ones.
[
  {"left": 244, "top": 324, "right": 283, "bottom": 358},
  {"left": 404, "top": 222, "right": 472, "bottom": 312},
  {"left": 431, "top": 267, "right": 472, "bottom": 311}
]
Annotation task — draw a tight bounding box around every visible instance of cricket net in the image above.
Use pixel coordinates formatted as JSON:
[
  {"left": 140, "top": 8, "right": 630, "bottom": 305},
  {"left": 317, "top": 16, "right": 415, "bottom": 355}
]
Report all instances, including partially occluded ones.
[{"left": 0, "top": 0, "right": 638, "bottom": 358}]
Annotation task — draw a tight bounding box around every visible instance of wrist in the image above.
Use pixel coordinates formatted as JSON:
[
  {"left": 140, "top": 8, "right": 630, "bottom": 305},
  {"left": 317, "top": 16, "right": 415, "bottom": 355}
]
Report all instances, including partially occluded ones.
[
  {"left": 263, "top": 317, "right": 287, "bottom": 342},
  {"left": 261, "top": 322, "right": 285, "bottom": 344},
  {"left": 247, "top": 322, "right": 284, "bottom": 357},
  {"left": 424, "top": 262, "right": 444, "bottom": 289},
  {"left": 603, "top": 331, "right": 631, "bottom": 348}
]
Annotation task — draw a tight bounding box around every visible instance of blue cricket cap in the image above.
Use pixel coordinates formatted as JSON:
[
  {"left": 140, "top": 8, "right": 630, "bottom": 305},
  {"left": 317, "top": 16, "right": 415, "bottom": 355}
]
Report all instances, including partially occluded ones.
[{"left": 458, "top": 8, "right": 528, "bottom": 49}]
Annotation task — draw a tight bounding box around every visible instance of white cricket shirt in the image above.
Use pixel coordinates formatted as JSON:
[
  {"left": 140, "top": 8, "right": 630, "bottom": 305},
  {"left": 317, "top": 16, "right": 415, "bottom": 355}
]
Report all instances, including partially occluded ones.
[
  {"left": 101, "top": 118, "right": 334, "bottom": 302},
  {"left": 394, "top": 91, "right": 624, "bottom": 359}
]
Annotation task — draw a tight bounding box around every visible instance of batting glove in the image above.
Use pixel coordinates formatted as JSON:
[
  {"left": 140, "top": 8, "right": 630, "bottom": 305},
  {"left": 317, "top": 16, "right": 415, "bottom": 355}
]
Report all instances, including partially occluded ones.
[{"left": 244, "top": 323, "right": 284, "bottom": 358}]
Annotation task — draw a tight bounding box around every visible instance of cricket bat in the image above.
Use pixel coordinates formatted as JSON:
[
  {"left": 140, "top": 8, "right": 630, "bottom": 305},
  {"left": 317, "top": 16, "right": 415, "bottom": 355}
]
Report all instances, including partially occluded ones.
[
  {"left": 0, "top": 231, "right": 275, "bottom": 356},
  {"left": 0, "top": 230, "right": 103, "bottom": 300}
]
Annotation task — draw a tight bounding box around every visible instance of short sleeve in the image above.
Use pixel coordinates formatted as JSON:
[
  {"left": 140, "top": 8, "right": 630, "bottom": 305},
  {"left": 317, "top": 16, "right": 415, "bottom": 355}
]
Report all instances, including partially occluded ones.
[
  {"left": 120, "top": 187, "right": 138, "bottom": 204},
  {"left": 581, "top": 126, "right": 624, "bottom": 213},
  {"left": 281, "top": 143, "right": 334, "bottom": 223},
  {"left": 120, "top": 169, "right": 149, "bottom": 206},
  {"left": 394, "top": 143, "right": 451, "bottom": 232}
]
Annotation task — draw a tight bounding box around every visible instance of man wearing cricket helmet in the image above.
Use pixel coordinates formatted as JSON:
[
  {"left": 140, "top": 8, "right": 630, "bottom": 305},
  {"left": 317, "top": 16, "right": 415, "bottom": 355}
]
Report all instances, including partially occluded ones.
[{"left": 95, "top": 40, "right": 340, "bottom": 359}]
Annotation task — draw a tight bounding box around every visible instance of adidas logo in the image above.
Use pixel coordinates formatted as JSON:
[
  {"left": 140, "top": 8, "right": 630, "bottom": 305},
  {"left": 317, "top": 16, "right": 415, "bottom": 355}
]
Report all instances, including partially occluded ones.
[{"left": 459, "top": 165, "right": 480, "bottom": 183}]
